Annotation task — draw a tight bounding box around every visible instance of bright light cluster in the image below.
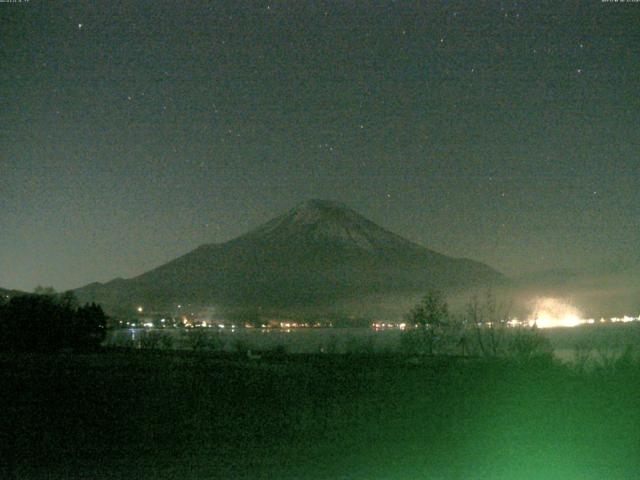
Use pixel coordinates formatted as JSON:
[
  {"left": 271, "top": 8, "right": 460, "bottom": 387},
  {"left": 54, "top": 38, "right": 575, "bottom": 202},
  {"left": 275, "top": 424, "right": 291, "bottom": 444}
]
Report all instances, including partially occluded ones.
[
  {"left": 528, "top": 297, "right": 587, "bottom": 329},
  {"left": 522, "top": 298, "right": 640, "bottom": 329}
]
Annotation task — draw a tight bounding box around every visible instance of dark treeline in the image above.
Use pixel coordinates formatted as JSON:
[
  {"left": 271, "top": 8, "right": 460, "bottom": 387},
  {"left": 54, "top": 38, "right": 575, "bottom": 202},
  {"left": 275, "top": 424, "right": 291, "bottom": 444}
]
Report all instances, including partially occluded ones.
[{"left": 0, "top": 289, "right": 107, "bottom": 353}]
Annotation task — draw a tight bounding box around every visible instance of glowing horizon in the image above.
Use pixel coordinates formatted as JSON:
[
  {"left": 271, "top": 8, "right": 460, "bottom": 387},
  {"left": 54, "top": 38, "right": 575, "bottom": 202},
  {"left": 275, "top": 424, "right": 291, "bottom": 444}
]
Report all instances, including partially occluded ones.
[
  {"left": 522, "top": 297, "right": 639, "bottom": 329},
  {"left": 527, "top": 297, "right": 587, "bottom": 329}
]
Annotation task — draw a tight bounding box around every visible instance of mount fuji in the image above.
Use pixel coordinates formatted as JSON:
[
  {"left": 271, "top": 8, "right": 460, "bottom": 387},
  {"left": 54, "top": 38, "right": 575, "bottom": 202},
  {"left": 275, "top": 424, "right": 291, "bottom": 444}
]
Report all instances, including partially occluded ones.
[{"left": 75, "top": 200, "right": 505, "bottom": 318}]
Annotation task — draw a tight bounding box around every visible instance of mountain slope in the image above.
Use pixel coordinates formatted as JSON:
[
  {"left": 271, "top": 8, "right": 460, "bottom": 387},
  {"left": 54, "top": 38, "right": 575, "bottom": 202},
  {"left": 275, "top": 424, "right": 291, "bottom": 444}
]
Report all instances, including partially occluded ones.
[{"left": 76, "top": 200, "right": 505, "bottom": 313}]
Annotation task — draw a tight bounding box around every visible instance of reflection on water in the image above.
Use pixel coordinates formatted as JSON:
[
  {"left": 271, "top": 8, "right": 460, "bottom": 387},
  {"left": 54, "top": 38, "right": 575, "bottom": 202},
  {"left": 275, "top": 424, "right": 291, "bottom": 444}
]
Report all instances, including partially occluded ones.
[
  {"left": 105, "top": 322, "right": 640, "bottom": 364},
  {"left": 106, "top": 327, "right": 405, "bottom": 354}
]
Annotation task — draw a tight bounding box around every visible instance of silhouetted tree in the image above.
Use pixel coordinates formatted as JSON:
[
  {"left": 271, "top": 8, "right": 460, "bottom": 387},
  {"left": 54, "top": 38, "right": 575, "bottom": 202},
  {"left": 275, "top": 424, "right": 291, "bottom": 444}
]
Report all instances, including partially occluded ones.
[
  {"left": 405, "top": 289, "right": 449, "bottom": 355},
  {"left": 0, "top": 294, "right": 67, "bottom": 352},
  {"left": 33, "top": 285, "right": 57, "bottom": 296},
  {"left": 59, "top": 290, "right": 80, "bottom": 310},
  {"left": 0, "top": 293, "right": 107, "bottom": 353},
  {"left": 467, "top": 290, "right": 510, "bottom": 357},
  {"left": 72, "top": 302, "right": 107, "bottom": 351}
]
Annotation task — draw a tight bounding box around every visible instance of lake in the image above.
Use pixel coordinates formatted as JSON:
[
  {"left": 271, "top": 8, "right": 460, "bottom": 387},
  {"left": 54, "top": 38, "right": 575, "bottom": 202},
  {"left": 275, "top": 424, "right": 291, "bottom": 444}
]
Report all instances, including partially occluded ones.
[
  {"left": 105, "top": 326, "right": 403, "bottom": 354},
  {"left": 105, "top": 322, "right": 640, "bottom": 364}
]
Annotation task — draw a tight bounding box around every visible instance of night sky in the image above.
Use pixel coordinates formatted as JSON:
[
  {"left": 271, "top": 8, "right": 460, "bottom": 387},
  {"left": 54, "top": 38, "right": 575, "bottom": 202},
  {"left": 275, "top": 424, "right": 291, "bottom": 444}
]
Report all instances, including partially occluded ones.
[{"left": 1, "top": 1, "right": 639, "bottom": 292}]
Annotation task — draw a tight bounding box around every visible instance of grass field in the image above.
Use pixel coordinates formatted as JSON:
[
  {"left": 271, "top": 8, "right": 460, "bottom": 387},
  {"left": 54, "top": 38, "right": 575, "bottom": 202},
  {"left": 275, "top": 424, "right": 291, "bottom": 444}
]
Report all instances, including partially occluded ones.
[{"left": 2, "top": 349, "right": 640, "bottom": 479}]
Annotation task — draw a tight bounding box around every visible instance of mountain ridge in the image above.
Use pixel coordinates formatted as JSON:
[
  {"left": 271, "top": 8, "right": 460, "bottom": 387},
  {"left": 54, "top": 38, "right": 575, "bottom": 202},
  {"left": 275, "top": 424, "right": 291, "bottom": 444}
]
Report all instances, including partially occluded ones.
[
  {"left": 0, "top": 287, "right": 27, "bottom": 300},
  {"left": 75, "top": 200, "right": 505, "bottom": 317}
]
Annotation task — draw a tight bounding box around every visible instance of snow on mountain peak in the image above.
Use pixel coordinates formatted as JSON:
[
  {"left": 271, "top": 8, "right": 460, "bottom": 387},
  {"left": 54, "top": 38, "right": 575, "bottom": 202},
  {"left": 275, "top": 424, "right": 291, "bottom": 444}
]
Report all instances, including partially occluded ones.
[{"left": 247, "top": 199, "right": 410, "bottom": 251}]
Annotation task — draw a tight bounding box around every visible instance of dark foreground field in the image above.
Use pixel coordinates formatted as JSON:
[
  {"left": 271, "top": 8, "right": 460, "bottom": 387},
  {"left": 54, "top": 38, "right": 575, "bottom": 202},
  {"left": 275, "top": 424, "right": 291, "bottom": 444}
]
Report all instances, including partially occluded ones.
[{"left": 2, "top": 350, "right": 640, "bottom": 480}]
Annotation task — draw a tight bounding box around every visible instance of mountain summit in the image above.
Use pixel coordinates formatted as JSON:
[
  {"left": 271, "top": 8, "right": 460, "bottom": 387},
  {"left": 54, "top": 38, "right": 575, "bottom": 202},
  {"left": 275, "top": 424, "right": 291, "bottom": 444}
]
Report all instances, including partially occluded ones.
[
  {"left": 245, "top": 199, "right": 416, "bottom": 251},
  {"left": 76, "top": 200, "right": 505, "bottom": 317}
]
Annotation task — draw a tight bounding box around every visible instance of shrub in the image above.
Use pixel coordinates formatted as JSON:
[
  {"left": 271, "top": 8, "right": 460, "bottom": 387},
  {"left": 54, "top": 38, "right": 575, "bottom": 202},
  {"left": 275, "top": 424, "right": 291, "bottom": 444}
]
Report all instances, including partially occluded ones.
[
  {"left": 508, "top": 326, "right": 553, "bottom": 363},
  {"left": 185, "top": 328, "right": 209, "bottom": 352},
  {"left": 158, "top": 332, "right": 175, "bottom": 350},
  {"left": 140, "top": 330, "right": 162, "bottom": 350},
  {"left": 405, "top": 290, "right": 449, "bottom": 355},
  {"left": 232, "top": 338, "right": 250, "bottom": 355}
]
